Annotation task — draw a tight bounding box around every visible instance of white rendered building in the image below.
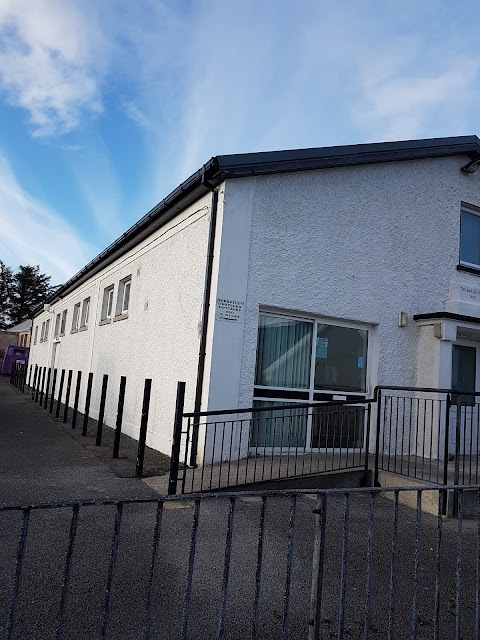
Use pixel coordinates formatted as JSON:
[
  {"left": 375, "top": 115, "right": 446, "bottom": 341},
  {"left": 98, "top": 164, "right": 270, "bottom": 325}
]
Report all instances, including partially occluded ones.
[{"left": 28, "top": 136, "right": 480, "bottom": 466}]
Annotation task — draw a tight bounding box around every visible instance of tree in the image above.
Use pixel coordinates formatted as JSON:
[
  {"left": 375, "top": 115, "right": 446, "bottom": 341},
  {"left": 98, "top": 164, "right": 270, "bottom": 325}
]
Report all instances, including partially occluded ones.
[
  {"left": 0, "top": 260, "right": 14, "bottom": 330},
  {"left": 9, "top": 265, "right": 53, "bottom": 325}
]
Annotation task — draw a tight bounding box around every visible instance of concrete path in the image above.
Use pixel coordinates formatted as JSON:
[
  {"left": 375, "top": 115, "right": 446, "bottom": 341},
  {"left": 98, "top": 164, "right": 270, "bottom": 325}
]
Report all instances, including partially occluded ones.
[{"left": 0, "top": 377, "right": 158, "bottom": 506}]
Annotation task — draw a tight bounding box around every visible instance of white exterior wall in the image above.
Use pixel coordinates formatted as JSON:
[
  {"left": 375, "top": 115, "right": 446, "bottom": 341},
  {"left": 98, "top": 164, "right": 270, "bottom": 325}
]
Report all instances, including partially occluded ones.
[
  {"left": 28, "top": 191, "right": 214, "bottom": 454},
  {"left": 203, "top": 156, "right": 480, "bottom": 458}
]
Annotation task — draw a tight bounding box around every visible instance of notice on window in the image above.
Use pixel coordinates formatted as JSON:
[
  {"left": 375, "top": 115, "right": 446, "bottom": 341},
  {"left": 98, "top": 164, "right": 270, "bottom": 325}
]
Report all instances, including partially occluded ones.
[
  {"left": 357, "top": 356, "right": 364, "bottom": 369},
  {"left": 316, "top": 337, "right": 328, "bottom": 358},
  {"left": 216, "top": 298, "right": 245, "bottom": 323}
]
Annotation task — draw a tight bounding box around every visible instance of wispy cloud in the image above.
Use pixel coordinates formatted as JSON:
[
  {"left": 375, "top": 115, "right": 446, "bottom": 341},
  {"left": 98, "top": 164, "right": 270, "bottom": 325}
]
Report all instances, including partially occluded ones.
[
  {"left": 0, "top": 153, "right": 96, "bottom": 283},
  {"left": 122, "top": 102, "right": 158, "bottom": 134},
  {"left": 0, "top": 0, "right": 106, "bottom": 136}
]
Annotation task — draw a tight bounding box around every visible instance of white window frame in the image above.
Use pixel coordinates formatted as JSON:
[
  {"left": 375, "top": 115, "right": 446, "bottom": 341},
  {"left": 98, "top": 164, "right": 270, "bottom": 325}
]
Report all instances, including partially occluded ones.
[
  {"left": 253, "top": 310, "right": 373, "bottom": 454},
  {"left": 34, "top": 325, "right": 38, "bottom": 345},
  {"left": 71, "top": 303, "right": 81, "bottom": 333},
  {"left": 101, "top": 285, "right": 114, "bottom": 321},
  {"left": 80, "top": 297, "right": 90, "bottom": 329},
  {"left": 54, "top": 313, "right": 60, "bottom": 337},
  {"left": 60, "top": 309, "right": 67, "bottom": 336},
  {"left": 116, "top": 276, "right": 131, "bottom": 317},
  {"left": 459, "top": 204, "right": 480, "bottom": 269},
  {"left": 44, "top": 319, "right": 50, "bottom": 341}
]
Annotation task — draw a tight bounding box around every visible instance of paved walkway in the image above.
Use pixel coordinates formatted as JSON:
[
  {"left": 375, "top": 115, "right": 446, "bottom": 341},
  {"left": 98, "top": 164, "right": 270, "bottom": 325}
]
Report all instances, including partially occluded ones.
[{"left": 0, "top": 377, "right": 158, "bottom": 506}]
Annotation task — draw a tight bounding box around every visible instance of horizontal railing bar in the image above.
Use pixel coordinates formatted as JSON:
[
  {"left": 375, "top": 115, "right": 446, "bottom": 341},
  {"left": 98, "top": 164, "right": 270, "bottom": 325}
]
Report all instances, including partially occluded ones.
[
  {"left": 183, "top": 398, "right": 373, "bottom": 418},
  {"left": 183, "top": 385, "right": 480, "bottom": 419},
  {"left": 1, "top": 483, "right": 478, "bottom": 512}
]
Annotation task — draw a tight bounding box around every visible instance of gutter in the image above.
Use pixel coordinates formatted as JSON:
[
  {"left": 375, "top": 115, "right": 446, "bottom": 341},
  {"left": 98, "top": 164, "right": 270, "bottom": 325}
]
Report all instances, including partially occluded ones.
[{"left": 190, "top": 178, "right": 219, "bottom": 467}]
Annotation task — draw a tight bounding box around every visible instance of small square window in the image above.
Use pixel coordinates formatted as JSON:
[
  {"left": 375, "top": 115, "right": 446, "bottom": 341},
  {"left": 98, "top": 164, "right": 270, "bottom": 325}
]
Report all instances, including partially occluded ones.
[
  {"left": 71, "top": 303, "right": 81, "bottom": 333},
  {"left": 80, "top": 297, "right": 90, "bottom": 328},
  {"left": 101, "top": 286, "right": 114, "bottom": 321},
  {"left": 115, "top": 276, "right": 131, "bottom": 317},
  {"left": 460, "top": 208, "right": 480, "bottom": 268}
]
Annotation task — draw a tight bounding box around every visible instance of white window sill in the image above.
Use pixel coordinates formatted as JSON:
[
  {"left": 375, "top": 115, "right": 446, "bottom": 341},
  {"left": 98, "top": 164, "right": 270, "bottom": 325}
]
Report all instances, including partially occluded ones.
[{"left": 113, "top": 313, "right": 129, "bottom": 322}]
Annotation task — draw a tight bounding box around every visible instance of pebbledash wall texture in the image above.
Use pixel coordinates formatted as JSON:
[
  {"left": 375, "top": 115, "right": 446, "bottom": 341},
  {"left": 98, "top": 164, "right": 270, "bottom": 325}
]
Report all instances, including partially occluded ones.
[{"left": 28, "top": 137, "right": 480, "bottom": 462}]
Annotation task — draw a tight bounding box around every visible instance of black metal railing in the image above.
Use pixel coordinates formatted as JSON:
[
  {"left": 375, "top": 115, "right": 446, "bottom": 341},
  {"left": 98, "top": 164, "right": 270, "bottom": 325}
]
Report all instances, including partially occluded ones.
[
  {"left": 169, "top": 382, "right": 373, "bottom": 495},
  {"left": 9, "top": 365, "right": 153, "bottom": 478},
  {"left": 374, "top": 386, "right": 480, "bottom": 487},
  {"left": 1, "top": 485, "right": 480, "bottom": 639}
]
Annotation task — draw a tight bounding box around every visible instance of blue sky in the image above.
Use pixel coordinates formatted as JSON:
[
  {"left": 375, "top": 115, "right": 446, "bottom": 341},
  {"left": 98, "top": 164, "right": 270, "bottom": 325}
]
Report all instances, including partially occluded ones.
[{"left": 0, "top": 0, "right": 479, "bottom": 284}]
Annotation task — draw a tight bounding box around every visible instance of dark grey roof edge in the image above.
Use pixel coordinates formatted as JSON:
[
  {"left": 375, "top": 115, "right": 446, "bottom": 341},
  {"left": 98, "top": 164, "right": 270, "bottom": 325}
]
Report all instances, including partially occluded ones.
[
  {"left": 216, "top": 135, "right": 480, "bottom": 176},
  {"left": 35, "top": 135, "right": 480, "bottom": 317}
]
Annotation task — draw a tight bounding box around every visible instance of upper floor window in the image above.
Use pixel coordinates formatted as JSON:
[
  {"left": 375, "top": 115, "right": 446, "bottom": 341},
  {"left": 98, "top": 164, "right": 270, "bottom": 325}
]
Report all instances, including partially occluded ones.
[
  {"left": 54, "top": 313, "right": 61, "bottom": 337},
  {"left": 60, "top": 309, "right": 67, "bottom": 336},
  {"left": 80, "top": 297, "right": 90, "bottom": 329},
  {"left": 44, "top": 319, "right": 50, "bottom": 341},
  {"left": 40, "top": 321, "right": 45, "bottom": 342},
  {"left": 33, "top": 325, "right": 38, "bottom": 344},
  {"left": 71, "top": 303, "right": 81, "bottom": 333},
  {"left": 460, "top": 207, "right": 480, "bottom": 268},
  {"left": 116, "top": 276, "right": 131, "bottom": 317},
  {"left": 101, "top": 285, "right": 114, "bottom": 321}
]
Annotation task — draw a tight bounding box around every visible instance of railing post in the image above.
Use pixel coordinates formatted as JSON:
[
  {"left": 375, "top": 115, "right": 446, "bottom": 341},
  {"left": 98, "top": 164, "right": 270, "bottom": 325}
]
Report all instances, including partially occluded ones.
[
  {"left": 27, "top": 364, "right": 32, "bottom": 389},
  {"left": 43, "top": 368, "right": 52, "bottom": 409},
  {"left": 82, "top": 373, "right": 93, "bottom": 436},
  {"left": 71, "top": 371, "right": 82, "bottom": 429},
  {"left": 35, "top": 367, "right": 43, "bottom": 403},
  {"left": 96, "top": 375, "right": 109, "bottom": 446},
  {"left": 453, "top": 396, "right": 462, "bottom": 517},
  {"left": 113, "top": 377, "right": 127, "bottom": 459},
  {"left": 62, "top": 370, "right": 73, "bottom": 423},
  {"left": 31, "top": 365, "right": 38, "bottom": 400},
  {"left": 168, "top": 382, "right": 186, "bottom": 494},
  {"left": 10, "top": 363, "right": 15, "bottom": 386},
  {"left": 21, "top": 364, "right": 27, "bottom": 393},
  {"left": 55, "top": 369, "right": 66, "bottom": 419},
  {"left": 442, "top": 393, "right": 451, "bottom": 516},
  {"left": 363, "top": 403, "right": 372, "bottom": 484},
  {"left": 136, "top": 379, "right": 152, "bottom": 478},
  {"left": 49, "top": 369, "right": 57, "bottom": 413},
  {"left": 38, "top": 367, "right": 46, "bottom": 404},
  {"left": 373, "top": 390, "right": 382, "bottom": 486}
]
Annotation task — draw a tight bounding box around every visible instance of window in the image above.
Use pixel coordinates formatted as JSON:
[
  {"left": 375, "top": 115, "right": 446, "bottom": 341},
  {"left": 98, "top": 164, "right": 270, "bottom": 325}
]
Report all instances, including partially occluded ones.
[
  {"left": 34, "top": 325, "right": 38, "bottom": 344},
  {"left": 71, "top": 303, "right": 81, "bottom": 333},
  {"left": 44, "top": 319, "right": 50, "bottom": 341},
  {"left": 54, "top": 313, "right": 61, "bottom": 337},
  {"left": 60, "top": 309, "right": 67, "bottom": 336},
  {"left": 460, "top": 207, "right": 480, "bottom": 268},
  {"left": 80, "top": 297, "right": 90, "bottom": 328},
  {"left": 40, "top": 322, "right": 45, "bottom": 342},
  {"left": 101, "top": 285, "right": 114, "bottom": 321},
  {"left": 252, "top": 312, "right": 370, "bottom": 448},
  {"left": 116, "top": 276, "right": 131, "bottom": 317}
]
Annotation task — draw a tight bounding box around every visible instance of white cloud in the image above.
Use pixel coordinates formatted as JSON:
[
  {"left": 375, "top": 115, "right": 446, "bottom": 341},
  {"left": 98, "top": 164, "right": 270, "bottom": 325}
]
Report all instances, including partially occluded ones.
[
  {"left": 122, "top": 102, "right": 158, "bottom": 134},
  {"left": 0, "top": 153, "right": 96, "bottom": 283},
  {"left": 0, "top": 0, "right": 106, "bottom": 136}
]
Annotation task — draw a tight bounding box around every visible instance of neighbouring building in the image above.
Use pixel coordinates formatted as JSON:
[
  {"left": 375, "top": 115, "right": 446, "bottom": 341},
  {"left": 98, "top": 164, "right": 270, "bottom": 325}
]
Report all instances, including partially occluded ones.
[
  {"left": 8, "top": 319, "right": 33, "bottom": 348},
  {"left": 27, "top": 136, "right": 480, "bottom": 466}
]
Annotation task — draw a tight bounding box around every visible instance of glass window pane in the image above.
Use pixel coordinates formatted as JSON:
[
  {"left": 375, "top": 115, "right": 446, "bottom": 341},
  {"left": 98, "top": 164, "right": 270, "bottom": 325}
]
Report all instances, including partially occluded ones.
[
  {"left": 250, "top": 401, "right": 307, "bottom": 447},
  {"left": 122, "top": 281, "right": 130, "bottom": 312},
  {"left": 314, "top": 324, "right": 368, "bottom": 392},
  {"left": 255, "top": 315, "right": 312, "bottom": 388},
  {"left": 460, "top": 211, "right": 480, "bottom": 266}
]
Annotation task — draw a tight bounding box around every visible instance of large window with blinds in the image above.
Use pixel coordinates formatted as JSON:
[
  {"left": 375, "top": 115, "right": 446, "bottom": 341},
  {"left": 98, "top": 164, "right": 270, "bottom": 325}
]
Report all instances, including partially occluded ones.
[{"left": 252, "top": 312, "right": 370, "bottom": 448}]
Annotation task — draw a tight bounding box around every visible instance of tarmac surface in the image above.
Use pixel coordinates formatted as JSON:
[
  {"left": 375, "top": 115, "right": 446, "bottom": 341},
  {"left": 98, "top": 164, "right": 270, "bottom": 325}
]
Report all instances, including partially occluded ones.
[{"left": 1, "top": 378, "right": 480, "bottom": 639}]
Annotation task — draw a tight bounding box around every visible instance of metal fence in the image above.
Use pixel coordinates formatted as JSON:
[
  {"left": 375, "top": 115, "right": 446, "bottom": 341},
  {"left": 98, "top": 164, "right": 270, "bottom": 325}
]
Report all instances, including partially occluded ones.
[
  {"left": 1, "top": 484, "right": 479, "bottom": 640},
  {"left": 374, "top": 387, "right": 480, "bottom": 486},
  {"left": 169, "top": 382, "right": 373, "bottom": 495}
]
